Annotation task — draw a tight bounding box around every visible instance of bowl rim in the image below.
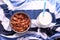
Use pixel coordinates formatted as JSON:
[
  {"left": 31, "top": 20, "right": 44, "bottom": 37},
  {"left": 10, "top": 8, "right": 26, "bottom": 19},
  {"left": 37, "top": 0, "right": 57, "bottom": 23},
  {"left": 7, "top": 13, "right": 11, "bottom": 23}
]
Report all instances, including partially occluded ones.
[{"left": 10, "top": 12, "right": 31, "bottom": 33}]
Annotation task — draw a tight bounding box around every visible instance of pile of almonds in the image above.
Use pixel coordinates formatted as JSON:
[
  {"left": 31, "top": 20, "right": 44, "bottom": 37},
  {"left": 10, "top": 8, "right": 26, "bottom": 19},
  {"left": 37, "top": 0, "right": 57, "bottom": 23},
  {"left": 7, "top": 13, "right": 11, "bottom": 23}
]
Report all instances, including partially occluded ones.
[{"left": 10, "top": 12, "right": 31, "bottom": 33}]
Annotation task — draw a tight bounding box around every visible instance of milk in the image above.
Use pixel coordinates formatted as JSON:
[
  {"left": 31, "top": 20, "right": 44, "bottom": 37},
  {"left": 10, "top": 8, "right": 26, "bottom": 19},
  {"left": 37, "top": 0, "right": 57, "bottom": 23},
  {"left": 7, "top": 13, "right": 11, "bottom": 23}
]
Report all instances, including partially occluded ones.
[{"left": 37, "top": 12, "right": 52, "bottom": 28}]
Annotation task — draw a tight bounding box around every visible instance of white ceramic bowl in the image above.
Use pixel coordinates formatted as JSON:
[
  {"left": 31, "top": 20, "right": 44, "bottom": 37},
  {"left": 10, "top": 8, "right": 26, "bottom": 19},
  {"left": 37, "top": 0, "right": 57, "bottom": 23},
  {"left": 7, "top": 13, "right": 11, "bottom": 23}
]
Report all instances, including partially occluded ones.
[{"left": 37, "top": 12, "right": 52, "bottom": 28}]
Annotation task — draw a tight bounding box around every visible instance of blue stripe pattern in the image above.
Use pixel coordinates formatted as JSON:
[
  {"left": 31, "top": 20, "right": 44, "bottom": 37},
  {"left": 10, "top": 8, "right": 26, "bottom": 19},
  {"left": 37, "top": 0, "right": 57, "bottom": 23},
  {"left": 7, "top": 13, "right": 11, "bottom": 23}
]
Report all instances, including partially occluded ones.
[
  {"left": 9, "top": 0, "right": 26, "bottom": 7},
  {"left": 9, "top": 0, "right": 40, "bottom": 7},
  {"left": 56, "top": 2, "right": 60, "bottom": 13},
  {"left": 18, "top": 34, "right": 45, "bottom": 40}
]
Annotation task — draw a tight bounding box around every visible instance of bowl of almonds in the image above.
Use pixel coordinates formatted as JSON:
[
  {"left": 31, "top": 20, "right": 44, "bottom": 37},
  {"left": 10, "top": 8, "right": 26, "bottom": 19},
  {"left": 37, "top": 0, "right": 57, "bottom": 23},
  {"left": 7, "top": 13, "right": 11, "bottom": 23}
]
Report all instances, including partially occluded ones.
[{"left": 10, "top": 12, "right": 31, "bottom": 33}]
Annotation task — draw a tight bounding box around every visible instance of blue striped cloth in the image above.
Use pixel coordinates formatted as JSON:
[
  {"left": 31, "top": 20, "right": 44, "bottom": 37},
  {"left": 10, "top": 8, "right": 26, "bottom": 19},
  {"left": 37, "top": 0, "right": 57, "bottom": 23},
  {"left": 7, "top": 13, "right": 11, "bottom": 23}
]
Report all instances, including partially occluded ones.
[
  {"left": 48, "top": 0, "right": 60, "bottom": 13},
  {"left": 9, "top": 0, "right": 39, "bottom": 7},
  {"left": 56, "top": 2, "right": 60, "bottom": 13},
  {"left": 9, "top": 0, "right": 26, "bottom": 7},
  {"left": 0, "top": 0, "right": 60, "bottom": 40}
]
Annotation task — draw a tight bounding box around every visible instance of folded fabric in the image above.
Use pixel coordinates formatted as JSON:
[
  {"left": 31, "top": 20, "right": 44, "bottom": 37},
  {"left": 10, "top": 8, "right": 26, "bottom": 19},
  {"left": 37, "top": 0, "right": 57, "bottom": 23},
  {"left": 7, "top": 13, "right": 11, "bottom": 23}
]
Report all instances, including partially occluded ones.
[
  {"left": 0, "top": 7, "right": 12, "bottom": 31},
  {"left": 0, "top": 0, "right": 60, "bottom": 40}
]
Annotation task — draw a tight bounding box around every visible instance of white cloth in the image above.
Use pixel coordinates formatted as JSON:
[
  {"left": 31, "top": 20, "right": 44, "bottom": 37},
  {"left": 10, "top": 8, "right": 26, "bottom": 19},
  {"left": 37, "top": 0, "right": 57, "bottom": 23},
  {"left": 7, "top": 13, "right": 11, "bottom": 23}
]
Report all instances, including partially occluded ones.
[
  {"left": 0, "top": 7, "right": 12, "bottom": 31},
  {"left": 3, "top": 0, "right": 55, "bottom": 12}
]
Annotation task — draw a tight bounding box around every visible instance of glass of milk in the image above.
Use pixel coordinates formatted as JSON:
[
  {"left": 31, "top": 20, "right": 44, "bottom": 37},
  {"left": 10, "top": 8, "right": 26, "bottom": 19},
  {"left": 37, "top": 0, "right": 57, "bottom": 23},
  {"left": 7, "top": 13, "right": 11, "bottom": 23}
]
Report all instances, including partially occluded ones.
[{"left": 37, "top": 11, "right": 52, "bottom": 28}]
